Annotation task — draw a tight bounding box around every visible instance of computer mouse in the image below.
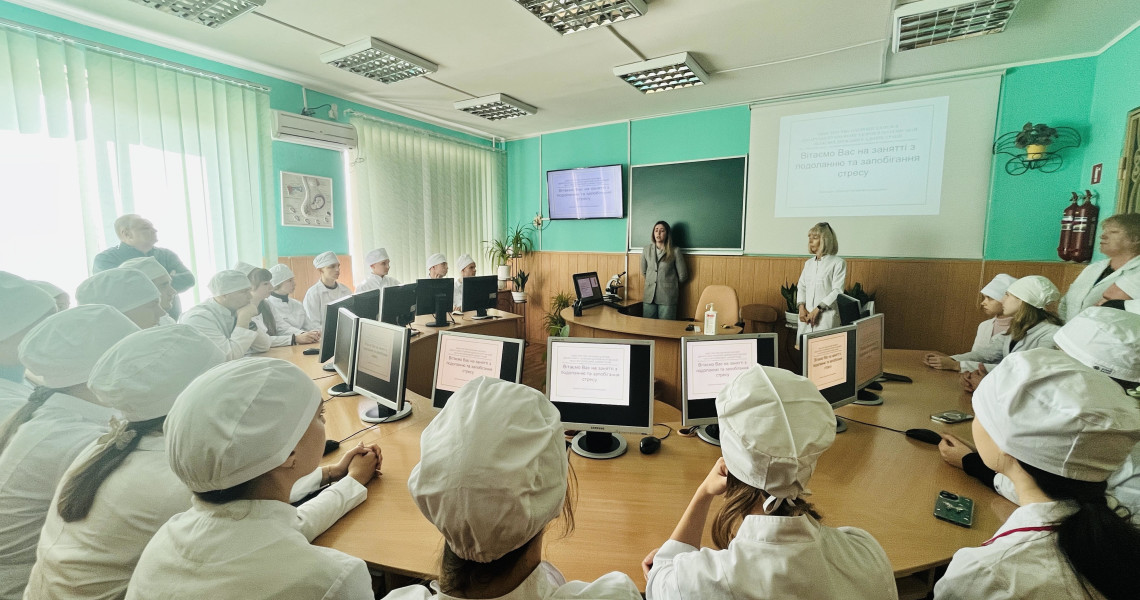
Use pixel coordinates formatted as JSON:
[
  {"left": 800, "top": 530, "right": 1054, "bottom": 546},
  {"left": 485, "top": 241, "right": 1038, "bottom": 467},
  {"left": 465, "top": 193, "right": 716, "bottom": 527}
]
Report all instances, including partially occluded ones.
[
  {"left": 905, "top": 428, "right": 943, "bottom": 445},
  {"left": 303, "top": 348, "right": 319, "bottom": 356},
  {"left": 639, "top": 436, "right": 661, "bottom": 455},
  {"left": 323, "top": 439, "right": 341, "bottom": 455}
]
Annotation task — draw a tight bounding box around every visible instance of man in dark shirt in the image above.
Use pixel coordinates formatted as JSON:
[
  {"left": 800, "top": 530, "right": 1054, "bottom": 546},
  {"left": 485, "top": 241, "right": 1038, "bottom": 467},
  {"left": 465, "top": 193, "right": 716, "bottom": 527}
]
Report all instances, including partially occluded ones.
[{"left": 92, "top": 214, "right": 195, "bottom": 318}]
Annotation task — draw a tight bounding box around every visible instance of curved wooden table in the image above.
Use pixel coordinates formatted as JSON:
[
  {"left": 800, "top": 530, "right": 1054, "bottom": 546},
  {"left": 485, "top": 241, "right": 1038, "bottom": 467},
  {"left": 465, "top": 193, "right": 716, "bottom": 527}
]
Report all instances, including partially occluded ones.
[{"left": 561, "top": 305, "right": 742, "bottom": 410}]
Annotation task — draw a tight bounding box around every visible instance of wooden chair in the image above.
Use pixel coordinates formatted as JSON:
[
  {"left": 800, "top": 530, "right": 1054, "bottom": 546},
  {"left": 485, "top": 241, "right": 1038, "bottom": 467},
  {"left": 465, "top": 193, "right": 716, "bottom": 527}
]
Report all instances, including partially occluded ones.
[
  {"left": 691, "top": 285, "right": 740, "bottom": 330},
  {"left": 740, "top": 303, "right": 780, "bottom": 333}
]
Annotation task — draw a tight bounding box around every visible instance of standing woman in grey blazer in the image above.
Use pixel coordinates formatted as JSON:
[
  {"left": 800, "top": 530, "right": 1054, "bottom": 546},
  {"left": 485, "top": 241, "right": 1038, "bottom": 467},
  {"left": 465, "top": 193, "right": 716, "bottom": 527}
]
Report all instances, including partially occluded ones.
[{"left": 641, "top": 221, "right": 688, "bottom": 320}]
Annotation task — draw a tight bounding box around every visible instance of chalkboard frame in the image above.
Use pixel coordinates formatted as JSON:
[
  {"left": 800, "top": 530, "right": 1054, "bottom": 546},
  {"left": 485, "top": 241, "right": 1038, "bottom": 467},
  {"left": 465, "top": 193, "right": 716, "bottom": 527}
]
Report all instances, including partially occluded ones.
[{"left": 628, "top": 155, "right": 748, "bottom": 254}]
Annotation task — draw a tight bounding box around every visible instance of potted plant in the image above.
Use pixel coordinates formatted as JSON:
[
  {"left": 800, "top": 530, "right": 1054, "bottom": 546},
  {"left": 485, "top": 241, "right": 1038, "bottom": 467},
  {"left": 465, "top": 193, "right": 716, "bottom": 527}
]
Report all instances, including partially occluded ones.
[
  {"left": 1014, "top": 122, "right": 1059, "bottom": 160},
  {"left": 780, "top": 282, "right": 798, "bottom": 327},
  {"left": 843, "top": 282, "right": 877, "bottom": 315},
  {"left": 542, "top": 291, "right": 573, "bottom": 337},
  {"left": 511, "top": 270, "right": 529, "bottom": 303},
  {"left": 484, "top": 222, "right": 536, "bottom": 288}
]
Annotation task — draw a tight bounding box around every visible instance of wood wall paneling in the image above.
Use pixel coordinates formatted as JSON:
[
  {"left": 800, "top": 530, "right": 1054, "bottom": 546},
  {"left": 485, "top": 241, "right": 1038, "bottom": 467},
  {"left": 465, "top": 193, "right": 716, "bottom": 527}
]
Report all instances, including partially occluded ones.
[{"left": 278, "top": 254, "right": 355, "bottom": 300}]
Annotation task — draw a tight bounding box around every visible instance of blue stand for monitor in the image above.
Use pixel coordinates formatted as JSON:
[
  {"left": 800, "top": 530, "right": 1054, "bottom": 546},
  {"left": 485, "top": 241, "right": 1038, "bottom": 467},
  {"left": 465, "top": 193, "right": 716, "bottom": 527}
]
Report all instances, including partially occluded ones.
[{"left": 571, "top": 431, "right": 627, "bottom": 459}]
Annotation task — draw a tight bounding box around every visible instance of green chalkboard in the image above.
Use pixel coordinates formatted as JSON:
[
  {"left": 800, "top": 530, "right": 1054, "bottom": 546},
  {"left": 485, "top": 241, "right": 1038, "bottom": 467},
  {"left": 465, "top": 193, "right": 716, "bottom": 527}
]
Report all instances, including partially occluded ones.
[{"left": 629, "top": 156, "right": 747, "bottom": 251}]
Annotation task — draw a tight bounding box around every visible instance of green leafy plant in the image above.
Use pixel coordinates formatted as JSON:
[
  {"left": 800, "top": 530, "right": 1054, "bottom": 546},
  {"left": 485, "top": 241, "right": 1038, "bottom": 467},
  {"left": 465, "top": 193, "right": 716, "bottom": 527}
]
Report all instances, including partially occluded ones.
[
  {"left": 843, "top": 282, "right": 877, "bottom": 305},
  {"left": 780, "top": 282, "right": 798, "bottom": 313},
  {"left": 484, "top": 222, "right": 536, "bottom": 266},
  {"left": 542, "top": 290, "right": 573, "bottom": 336},
  {"left": 1014, "top": 122, "right": 1059, "bottom": 148},
  {"left": 511, "top": 270, "right": 529, "bottom": 292}
]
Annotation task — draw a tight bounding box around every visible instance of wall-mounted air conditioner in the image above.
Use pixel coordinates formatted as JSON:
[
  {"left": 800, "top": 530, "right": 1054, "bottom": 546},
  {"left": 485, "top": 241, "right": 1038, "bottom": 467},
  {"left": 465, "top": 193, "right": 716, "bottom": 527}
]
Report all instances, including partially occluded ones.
[{"left": 271, "top": 111, "right": 357, "bottom": 150}]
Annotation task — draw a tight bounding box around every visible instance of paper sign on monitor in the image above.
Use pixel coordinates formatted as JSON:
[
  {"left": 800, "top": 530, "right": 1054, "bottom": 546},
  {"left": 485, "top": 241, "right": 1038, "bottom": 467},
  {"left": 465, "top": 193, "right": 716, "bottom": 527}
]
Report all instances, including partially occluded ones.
[
  {"left": 435, "top": 335, "right": 504, "bottom": 393},
  {"left": 686, "top": 339, "right": 757, "bottom": 399},
  {"left": 807, "top": 332, "right": 847, "bottom": 390},
  {"left": 356, "top": 325, "right": 394, "bottom": 383},
  {"left": 551, "top": 343, "right": 631, "bottom": 407}
]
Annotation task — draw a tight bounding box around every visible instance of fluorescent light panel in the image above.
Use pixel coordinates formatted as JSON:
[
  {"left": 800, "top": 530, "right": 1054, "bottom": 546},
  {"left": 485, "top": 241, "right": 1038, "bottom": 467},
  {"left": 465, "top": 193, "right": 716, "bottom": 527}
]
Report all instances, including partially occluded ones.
[
  {"left": 893, "top": 0, "right": 1021, "bottom": 52},
  {"left": 613, "top": 52, "right": 708, "bottom": 94},
  {"left": 454, "top": 94, "right": 537, "bottom": 121},
  {"left": 126, "top": 0, "right": 264, "bottom": 28},
  {"left": 321, "top": 38, "right": 438, "bottom": 84},
  {"left": 512, "top": 0, "right": 648, "bottom": 35}
]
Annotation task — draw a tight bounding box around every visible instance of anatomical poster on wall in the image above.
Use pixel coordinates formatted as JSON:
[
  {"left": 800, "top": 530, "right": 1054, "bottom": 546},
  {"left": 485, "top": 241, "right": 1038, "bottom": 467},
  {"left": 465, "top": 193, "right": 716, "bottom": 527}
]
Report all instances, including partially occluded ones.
[{"left": 281, "top": 171, "right": 333, "bottom": 228}]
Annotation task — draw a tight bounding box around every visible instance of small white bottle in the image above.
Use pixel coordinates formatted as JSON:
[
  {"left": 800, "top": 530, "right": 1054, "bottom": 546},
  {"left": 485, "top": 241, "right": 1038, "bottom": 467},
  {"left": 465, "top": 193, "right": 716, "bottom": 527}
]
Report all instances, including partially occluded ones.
[{"left": 704, "top": 303, "right": 717, "bottom": 335}]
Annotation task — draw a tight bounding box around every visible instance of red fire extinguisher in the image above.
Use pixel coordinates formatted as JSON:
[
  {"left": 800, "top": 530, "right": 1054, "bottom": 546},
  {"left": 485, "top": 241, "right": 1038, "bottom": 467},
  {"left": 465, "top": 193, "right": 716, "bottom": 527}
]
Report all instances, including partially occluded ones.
[
  {"left": 1057, "top": 192, "right": 1079, "bottom": 261},
  {"left": 1069, "top": 190, "right": 1099, "bottom": 263}
]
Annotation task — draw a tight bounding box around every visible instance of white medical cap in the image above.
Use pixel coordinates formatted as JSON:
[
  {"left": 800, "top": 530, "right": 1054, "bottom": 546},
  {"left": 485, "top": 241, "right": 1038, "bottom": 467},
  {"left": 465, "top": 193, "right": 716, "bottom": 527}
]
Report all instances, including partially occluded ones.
[
  {"left": 1006, "top": 275, "right": 1060, "bottom": 309},
  {"left": 269, "top": 264, "right": 295, "bottom": 288},
  {"left": 980, "top": 273, "right": 1016, "bottom": 301},
  {"left": 716, "top": 365, "right": 835, "bottom": 512},
  {"left": 409, "top": 377, "right": 567, "bottom": 563},
  {"left": 426, "top": 253, "right": 447, "bottom": 272},
  {"left": 207, "top": 270, "right": 251, "bottom": 297},
  {"left": 456, "top": 254, "right": 475, "bottom": 271},
  {"left": 166, "top": 357, "right": 321, "bottom": 492},
  {"left": 0, "top": 272, "right": 56, "bottom": 342},
  {"left": 76, "top": 269, "right": 161, "bottom": 313},
  {"left": 29, "top": 280, "right": 66, "bottom": 299},
  {"left": 365, "top": 248, "right": 390, "bottom": 265},
  {"left": 1115, "top": 273, "right": 1140, "bottom": 300},
  {"left": 89, "top": 325, "right": 225, "bottom": 422},
  {"left": 1126, "top": 300, "right": 1140, "bottom": 315},
  {"left": 232, "top": 261, "right": 256, "bottom": 276},
  {"left": 1055, "top": 306, "right": 1140, "bottom": 382},
  {"left": 18, "top": 305, "right": 139, "bottom": 388},
  {"left": 119, "top": 257, "right": 168, "bottom": 282},
  {"left": 974, "top": 349, "right": 1140, "bottom": 482},
  {"left": 313, "top": 251, "right": 339, "bottom": 269}
]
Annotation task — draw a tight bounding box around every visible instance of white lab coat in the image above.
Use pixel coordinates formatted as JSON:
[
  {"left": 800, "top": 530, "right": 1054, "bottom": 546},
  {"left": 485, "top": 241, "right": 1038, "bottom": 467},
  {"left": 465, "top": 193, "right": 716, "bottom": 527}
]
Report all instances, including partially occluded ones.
[
  {"left": 355, "top": 274, "right": 400, "bottom": 294},
  {"left": 178, "top": 299, "right": 270, "bottom": 361},
  {"left": 126, "top": 494, "right": 372, "bottom": 600},
  {"left": 252, "top": 314, "right": 293, "bottom": 348},
  {"left": 934, "top": 501, "right": 1102, "bottom": 599},
  {"left": 949, "top": 321, "right": 1060, "bottom": 373},
  {"left": 1058, "top": 255, "right": 1140, "bottom": 322},
  {"left": 953, "top": 317, "right": 1012, "bottom": 372},
  {"left": 157, "top": 315, "right": 176, "bottom": 327},
  {"left": 383, "top": 561, "right": 642, "bottom": 600},
  {"left": 0, "top": 393, "right": 114, "bottom": 600},
  {"left": 0, "top": 379, "right": 30, "bottom": 423},
  {"left": 25, "top": 430, "right": 364, "bottom": 600},
  {"left": 795, "top": 255, "right": 847, "bottom": 342},
  {"left": 303, "top": 281, "right": 352, "bottom": 328},
  {"left": 267, "top": 294, "right": 318, "bottom": 335},
  {"left": 645, "top": 514, "right": 896, "bottom": 600},
  {"left": 454, "top": 279, "right": 463, "bottom": 311}
]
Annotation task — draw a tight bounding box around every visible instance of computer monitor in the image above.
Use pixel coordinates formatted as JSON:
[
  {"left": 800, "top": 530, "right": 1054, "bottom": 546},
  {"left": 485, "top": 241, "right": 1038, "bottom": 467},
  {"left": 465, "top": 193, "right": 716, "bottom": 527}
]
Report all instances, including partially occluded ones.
[
  {"left": 319, "top": 295, "right": 356, "bottom": 364},
  {"left": 352, "top": 318, "right": 413, "bottom": 423},
  {"left": 572, "top": 272, "right": 603, "bottom": 309},
  {"left": 431, "top": 331, "right": 524, "bottom": 409},
  {"left": 416, "top": 278, "right": 453, "bottom": 327},
  {"left": 353, "top": 288, "right": 381, "bottom": 321},
  {"left": 836, "top": 294, "right": 862, "bottom": 326},
  {"left": 853, "top": 313, "right": 885, "bottom": 405},
  {"left": 802, "top": 324, "right": 858, "bottom": 433},
  {"left": 461, "top": 275, "right": 499, "bottom": 320},
  {"left": 545, "top": 337, "right": 654, "bottom": 459},
  {"left": 331, "top": 307, "right": 360, "bottom": 397},
  {"left": 681, "top": 333, "right": 778, "bottom": 446},
  {"left": 379, "top": 283, "right": 418, "bottom": 328}
]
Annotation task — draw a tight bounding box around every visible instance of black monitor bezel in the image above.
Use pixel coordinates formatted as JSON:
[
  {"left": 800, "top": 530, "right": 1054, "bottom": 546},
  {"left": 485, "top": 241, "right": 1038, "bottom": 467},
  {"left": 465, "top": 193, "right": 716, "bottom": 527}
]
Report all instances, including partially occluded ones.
[
  {"left": 572, "top": 271, "right": 603, "bottom": 305},
  {"left": 415, "top": 278, "right": 454, "bottom": 317},
  {"left": 332, "top": 307, "right": 360, "bottom": 388},
  {"left": 379, "top": 283, "right": 418, "bottom": 327},
  {"left": 430, "top": 331, "right": 525, "bottom": 410},
  {"left": 461, "top": 275, "right": 499, "bottom": 315},
  {"left": 680, "top": 333, "right": 779, "bottom": 427},
  {"left": 544, "top": 337, "right": 654, "bottom": 435},
  {"left": 352, "top": 288, "right": 381, "bottom": 321},
  {"left": 319, "top": 294, "right": 356, "bottom": 363}
]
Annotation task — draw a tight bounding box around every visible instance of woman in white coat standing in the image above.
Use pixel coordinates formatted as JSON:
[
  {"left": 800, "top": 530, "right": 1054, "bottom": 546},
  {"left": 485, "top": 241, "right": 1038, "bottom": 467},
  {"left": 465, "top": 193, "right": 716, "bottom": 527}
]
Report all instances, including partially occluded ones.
[
  {"left": 1058, "top": 213, "right": 1140, "bottom": 322},
  {"left": 933, "top": 350, "right": 1140, "bottom": 600},
  {"left": 796, "top": 222, "right": 846, "bottom": 347},
  {"left": 643, "top": 365, "right": 897, "bottom": 600}
]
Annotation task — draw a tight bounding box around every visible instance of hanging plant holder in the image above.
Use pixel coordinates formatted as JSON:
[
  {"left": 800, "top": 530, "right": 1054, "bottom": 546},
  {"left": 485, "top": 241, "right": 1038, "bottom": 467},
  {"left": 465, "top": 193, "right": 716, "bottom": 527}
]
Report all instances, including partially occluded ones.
[{"left": 993, "top": 122, "right": 1081, "bottom": 175}]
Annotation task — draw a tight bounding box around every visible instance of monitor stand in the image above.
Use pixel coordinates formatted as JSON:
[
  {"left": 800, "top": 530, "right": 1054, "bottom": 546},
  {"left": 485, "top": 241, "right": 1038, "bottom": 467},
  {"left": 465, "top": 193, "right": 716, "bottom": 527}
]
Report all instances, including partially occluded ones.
[
  {"left": 359, "top": 402, "right": 412, "bottom": 423},
  {"left": 570, "top": 431, "right": 627, "bottom": 459},
  {"left": 329, "top": 382, "right": 359, "bottom": 397},
  {"left": 426, "top": 294, "right": 450, "bottom": 327},
  {"left": 853, "top": 389, "right": 883, "bottom": 406},
  {"left": 471, "top": 307, "right": 492, "bottom": 320},
  {"left": 835, "top": 416, "right": 848, "bottom": 434},
  {"left": 696, "top": 424, "right": 721, "bottom": 447},
  {"left": 865, "top": 381, "right": 883, "bottom": 391},
  {"left": 323, "top": 361, "right": 336, "bottom": 372}
]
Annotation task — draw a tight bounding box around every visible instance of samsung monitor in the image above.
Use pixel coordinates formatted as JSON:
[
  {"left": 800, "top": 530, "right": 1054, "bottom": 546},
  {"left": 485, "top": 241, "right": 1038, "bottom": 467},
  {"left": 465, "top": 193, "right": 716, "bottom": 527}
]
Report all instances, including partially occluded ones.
[
  {"left": 319, "top": 295, "right": 356, "bottom": 364},
  {"left": 379, "top": 283, "right": 418, "bottom": 328},
  {"left": 431, "top": 331, "right": 525, "bottom": 410},
  {"left": 545, "top": 337, "right": 654, "bottom": 459},
  {"left": 352, "top": 288, "right": 381, "bottom": 321},
  {"left": 352, "top": 318, "right": 413, "bottom": 423},
  {"left": 572, "top": 272, "right": 604, "bottom": 308},
  {"left": 416, "top": 278, "right": 453, "bottom": 327},
  {"left": 546, "top": 164, "right": 624, "bottom": 220},
  {"left": 836, "top": 294, "right": 863, "bottom": 326},
  {"left": 801, "top": 325, "right": 858, "bottom": 433},
  {"left": 681, "top": 333, "right": 778, "bottom": 446},
  {"left": 461, "top": 275, "right": 499, "bottom": 320},
  {"left": 853, "top": 314, "right": 886, "bottom": 405},
  {"left": 331, "top": 307, "right": 360, "bottom": 397}
]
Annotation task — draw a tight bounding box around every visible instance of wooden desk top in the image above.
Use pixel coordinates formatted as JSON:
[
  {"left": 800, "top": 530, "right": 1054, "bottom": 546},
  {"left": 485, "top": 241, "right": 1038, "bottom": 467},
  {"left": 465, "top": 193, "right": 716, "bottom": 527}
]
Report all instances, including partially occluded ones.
[
  {"left": 408, "top": 309, "right": 522, "bottom": 337},
  {"left": 562, "top": 306, "right": 742, "bottom": 338}
]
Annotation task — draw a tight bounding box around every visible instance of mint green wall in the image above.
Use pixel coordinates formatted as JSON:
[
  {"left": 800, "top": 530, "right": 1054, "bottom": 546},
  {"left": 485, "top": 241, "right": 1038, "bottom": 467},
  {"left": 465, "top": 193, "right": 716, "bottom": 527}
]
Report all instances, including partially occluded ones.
[
  {"left": 537, "top": 123, "right": 629, "bottom": 252},
  {"left": 506, "top": 137, "right": 540, "bottom": 239},
  {"left": 271, "top": 142, "right": 348, "bottom": 256},
  {"left": 1083, "top": 25, "right": 1140, "bottom": 215}
]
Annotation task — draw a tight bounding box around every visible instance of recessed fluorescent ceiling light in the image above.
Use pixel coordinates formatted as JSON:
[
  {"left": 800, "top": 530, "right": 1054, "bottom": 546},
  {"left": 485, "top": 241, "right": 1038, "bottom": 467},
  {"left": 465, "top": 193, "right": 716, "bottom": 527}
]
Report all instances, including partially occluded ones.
[
  {"left": 321, "top": 38, "right": 438, "bottom": 84},
  {"left": 454, "top": 94, "right": 537, "bottom": 121},
  {"left": 613, "top": 52, "right": 708, "bottom": 94},
  {"left": 512, "top": 0, "right": 648, "bottom": 35},
  {"left": 126, "top": 0, "right": 264, "bottom": 28},
  {"left": 893, "top": 0, "right": 1021, "bottom": 52}
]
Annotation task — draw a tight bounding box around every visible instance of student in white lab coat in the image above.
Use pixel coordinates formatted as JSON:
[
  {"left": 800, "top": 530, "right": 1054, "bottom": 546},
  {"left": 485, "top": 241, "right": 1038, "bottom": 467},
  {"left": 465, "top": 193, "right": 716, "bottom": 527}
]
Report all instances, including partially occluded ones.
[
  {"left": 924, "top": 273, "right": 1016, "bottom": 372},
  {"left": 266, "top": 264, "right": 321, "bottom": 339},
  {"left": 933, "top": 350, "right": 1140, "bottom": 600},
  {"left": 248, "top": 268, "right": 317, "bottom": 347},
  {"left": 795, "top": 222, "right": 846, "bottom": 348},
  {"left": 303, "top": 251, "right": 352, "bottom": 327},
  {"left": 383, "top": 377, "right": 642, "bottom": 600},
  {"left": 427, "top": 253, "right": 449, "bottom": 279},
  {"left": 643, "top": 365, "right": 896, "bottom": 600},
  {"left": 0, "top": 272, "right": 56, "bottom": 387},
  {"left": 119, "top": 257, "right": 178, "bottom": 326},
  {"left": 126, "top": 358, "right": 380, "bottom": 600},
  {"left": 179, "top": 270, "right": 270, "bottom": 360},
  {"left": 355, "top": 248, "right": 401, "bottom": 293},
  {"left": 0, "top": 306, "right": 137, "bottom": 600},
  {"left": 1058, "top": 212, "right": 1140, "bottom": 322},
  {"left": 452, "top": 253, "right": 475, "bottom": 311},
  {"left": 75, "top": 269, "right": 167, "bottom": 330},
  {"left": 27, "top": 281, "right": 69, "bottom": 313}
]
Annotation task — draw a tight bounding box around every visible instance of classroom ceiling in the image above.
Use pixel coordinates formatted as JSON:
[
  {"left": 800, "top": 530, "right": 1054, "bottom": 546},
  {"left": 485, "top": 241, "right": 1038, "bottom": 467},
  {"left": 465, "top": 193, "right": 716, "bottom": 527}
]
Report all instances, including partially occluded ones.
[{"left": 13, "top": 0, "right": 1140, "bottom": 141}]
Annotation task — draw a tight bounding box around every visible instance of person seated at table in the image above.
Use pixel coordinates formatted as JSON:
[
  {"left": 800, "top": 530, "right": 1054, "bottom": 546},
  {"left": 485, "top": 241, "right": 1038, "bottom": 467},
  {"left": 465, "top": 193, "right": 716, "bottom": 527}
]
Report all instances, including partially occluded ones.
[
  {"left": 426, "top": 253, "right": 449, "bottom": 280},
  {"left": 933, "top": 350, "right": 1140, "bottom": 600},
  {"left": 28, "top": 280, "right": 69, "bottom": 313},
  {"left": 265, "top": 264, "right": 321, "bottom": 340},
  {"left": 0, "top": 273, "right": 56, "bottom": 387},
  {"left": 383, "top": 377, "right": 642, "bottom": 600},
  {"left": 1057, "top": 212, "right": 1140, "bottom": 322},
  {"left": 232, "top": 261, "right": 257, "bottom": 277},
  {"left": 355, "top": 248, "right": 401, "bottom": 293},
  {"left": 643, "top": 365, "right": 896, "bottom": 600},
  {"left": 1095, "top": 271, "right": 1140, "bottom": 311},
  {"left": 248, "top": 268, "right": 317, "bottom": 347},
  {"left": 452, "top": 253, "right": 475, "bottom": 311},
  {"left": 76, "top": 268, "right": 167, "bottom": 330},
  {"left": 0, "top": 306, "right": 137, "bottom": 599},
  {"left": 923, "top": 274, "right": 1016, "bottom": 372},
  {"left": 303, "top": 251, "right": 352, "bottom": 328},
  {"left": 126, "top": 358, "right": 380, "bottom": 600},
  {"left": 120, "top": 257, "right": 179, "bottom": 326},
  {"left": 178, "top": 270, "right": 270, "bottom": 361}
]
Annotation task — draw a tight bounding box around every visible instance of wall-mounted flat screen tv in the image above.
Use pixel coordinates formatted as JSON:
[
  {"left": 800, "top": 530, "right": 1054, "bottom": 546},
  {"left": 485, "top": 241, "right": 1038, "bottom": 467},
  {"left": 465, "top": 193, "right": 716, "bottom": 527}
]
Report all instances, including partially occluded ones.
[{"left": 546, "top": 164, "right": 624, "bottom": 220}]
